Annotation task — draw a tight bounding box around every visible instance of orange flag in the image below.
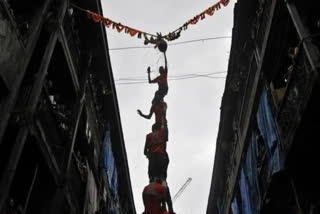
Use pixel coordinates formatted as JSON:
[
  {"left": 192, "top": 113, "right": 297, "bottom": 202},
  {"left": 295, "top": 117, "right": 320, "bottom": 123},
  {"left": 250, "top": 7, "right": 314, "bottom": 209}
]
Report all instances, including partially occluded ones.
[
  {"left": 221, "top": 0, "right": 230, "bottom": 7},
  {"left": 205, "top": 6, "right": 215, "bottom": 16},
  {"left": 103, "top": 18, "right": 113, "bottom": 28},
  {"left": 188, "top": 15, "right": 200, "bottom": 25},
  {"left": 115, "top": 23, "right": 125, "bottom": 32},
  {"left": 88, "top": 10, "right": 102, "bottom": 23},
  {"left": 128, "top": 28, "right": 139, "bottom": 37}
]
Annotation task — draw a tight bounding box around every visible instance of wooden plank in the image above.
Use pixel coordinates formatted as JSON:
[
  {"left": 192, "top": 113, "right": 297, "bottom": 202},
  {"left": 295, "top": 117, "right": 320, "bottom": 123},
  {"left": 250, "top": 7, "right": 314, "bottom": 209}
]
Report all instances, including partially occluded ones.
[
  {"left": 22, "top": 165, "right": 39, "bottom": 214},
  {"left": 34, "top": 120, "right": 61, "bottom": 185},
  {"left": 65, "top": 101, "right": 85, "bottom": 174},
  {"left": 58, "top": 27, "right": 81, "bottom": 95},
  {"left": 0, "top": 128, "right": 28, "bottom": 210},
  {"left": 27, "top": 32, "right": 58, "bottom": 112}
]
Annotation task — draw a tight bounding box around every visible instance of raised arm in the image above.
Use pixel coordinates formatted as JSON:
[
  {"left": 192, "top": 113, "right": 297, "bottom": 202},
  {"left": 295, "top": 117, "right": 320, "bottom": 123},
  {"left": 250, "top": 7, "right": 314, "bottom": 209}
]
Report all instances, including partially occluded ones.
[{"left": 164, "top": 52, "right": 168, "bottom": 72}]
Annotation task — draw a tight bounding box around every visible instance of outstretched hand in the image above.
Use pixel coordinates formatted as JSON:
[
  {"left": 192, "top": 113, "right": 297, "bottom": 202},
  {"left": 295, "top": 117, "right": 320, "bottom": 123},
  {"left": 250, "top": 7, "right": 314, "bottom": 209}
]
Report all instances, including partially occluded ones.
[
  {"left": 147, "top": 67, "right": 151, "bottom": 73},
  {"left": 137, "top": 109, "right": 142, "bottom": 116}
]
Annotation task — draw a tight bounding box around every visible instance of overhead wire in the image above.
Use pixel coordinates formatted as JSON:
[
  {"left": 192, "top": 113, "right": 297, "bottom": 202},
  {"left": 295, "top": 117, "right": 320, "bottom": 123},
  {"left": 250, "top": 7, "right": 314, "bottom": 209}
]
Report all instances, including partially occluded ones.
[
  {"left": 117, "top": 71, "right": 227, "bottom": 81},
  {"left": 168, "top": 75, "right": 226, "bottom": 80},
  {"left": 115, "top": 72, "right": 227, "bottom": 85},
  {"left": 109, "top": 36, "right": 232, "bottom": 51},
  {"left": 116, "top": 77, "right": 226, "bottom": 85},
  {"left": 70, "top": 2, "right": 231, "bottom": 84}
]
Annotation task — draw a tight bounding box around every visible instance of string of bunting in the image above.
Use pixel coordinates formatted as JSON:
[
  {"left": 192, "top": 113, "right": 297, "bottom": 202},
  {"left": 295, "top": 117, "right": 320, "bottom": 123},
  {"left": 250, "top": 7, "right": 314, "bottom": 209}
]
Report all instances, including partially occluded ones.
[{"left": 71, "top": 0, "right": 230, "bottom": 42}]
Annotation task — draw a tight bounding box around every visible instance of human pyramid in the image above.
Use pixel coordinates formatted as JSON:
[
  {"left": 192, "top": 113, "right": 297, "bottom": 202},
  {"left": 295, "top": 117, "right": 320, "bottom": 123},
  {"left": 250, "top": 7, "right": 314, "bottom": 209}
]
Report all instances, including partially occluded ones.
[{"left": 137, "top": 38, "right": 176, "bottom": 214}]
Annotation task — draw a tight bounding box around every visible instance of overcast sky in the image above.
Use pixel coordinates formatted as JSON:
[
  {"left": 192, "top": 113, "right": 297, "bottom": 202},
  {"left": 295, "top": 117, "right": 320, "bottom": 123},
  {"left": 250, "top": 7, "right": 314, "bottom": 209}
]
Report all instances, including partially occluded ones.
[{"left": 101, "top": 1, "right": 235, "bottom": 213}]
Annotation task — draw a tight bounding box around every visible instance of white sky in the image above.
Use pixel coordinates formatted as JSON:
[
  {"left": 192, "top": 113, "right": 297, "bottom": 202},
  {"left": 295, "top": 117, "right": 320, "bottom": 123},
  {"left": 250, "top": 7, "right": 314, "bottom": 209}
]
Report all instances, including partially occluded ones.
[{"left": 101, "top": 1, "right": 236, "bottom": 213}]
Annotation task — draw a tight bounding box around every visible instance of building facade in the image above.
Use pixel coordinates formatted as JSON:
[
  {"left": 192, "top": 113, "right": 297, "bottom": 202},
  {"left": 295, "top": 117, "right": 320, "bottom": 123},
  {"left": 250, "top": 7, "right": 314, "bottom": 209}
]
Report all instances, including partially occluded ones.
[
  {"left": 207, "top": 0, "right": 320, "bottom": 213},
  {"left": 0, "top": 0, "right": 135, "bottom": 213}
]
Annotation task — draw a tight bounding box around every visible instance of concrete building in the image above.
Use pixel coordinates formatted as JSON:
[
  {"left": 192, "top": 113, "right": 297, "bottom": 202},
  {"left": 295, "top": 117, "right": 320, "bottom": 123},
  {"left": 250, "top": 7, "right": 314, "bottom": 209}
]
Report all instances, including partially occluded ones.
[
  {"left": 0, "top": 0, "right": 135, "bottom": 213},
  {"left": 207, "top": 0, "right": 320, "bottom": 213}
]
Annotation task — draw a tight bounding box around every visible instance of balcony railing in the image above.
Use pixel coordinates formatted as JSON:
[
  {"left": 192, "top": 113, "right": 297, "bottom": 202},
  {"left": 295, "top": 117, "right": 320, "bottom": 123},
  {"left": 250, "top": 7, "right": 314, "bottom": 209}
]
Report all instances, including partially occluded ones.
[
  {"left": 276, "top": 48, "right": 316, "bottom": 154},
  {"left": 63, "top": 12, "right": 81, "bottom": 75}
]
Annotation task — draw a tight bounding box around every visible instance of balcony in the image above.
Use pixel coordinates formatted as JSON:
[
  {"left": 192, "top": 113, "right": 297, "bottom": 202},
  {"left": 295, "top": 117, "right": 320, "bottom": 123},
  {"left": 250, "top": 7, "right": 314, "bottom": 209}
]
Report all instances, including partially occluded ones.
[{"left": 276, "top": 48, "right": 316, "bottom": 154}]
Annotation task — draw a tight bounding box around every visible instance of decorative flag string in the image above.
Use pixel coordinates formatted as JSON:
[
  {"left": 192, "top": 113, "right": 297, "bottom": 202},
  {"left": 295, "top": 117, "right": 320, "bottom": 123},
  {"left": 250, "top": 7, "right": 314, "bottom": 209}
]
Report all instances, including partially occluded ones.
[
  {"left": 164, "top": 0, "right": 230, "bottom": 41},
  {"left": 70, "top": 0, "right": 230, "bottom": 43}
]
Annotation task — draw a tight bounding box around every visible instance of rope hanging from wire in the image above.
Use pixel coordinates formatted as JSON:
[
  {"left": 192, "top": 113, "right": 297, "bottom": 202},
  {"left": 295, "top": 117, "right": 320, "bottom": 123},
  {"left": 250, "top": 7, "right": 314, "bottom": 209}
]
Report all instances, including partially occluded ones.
[{"left": 70, "top": 0, "right": 230, "bottom": 44}]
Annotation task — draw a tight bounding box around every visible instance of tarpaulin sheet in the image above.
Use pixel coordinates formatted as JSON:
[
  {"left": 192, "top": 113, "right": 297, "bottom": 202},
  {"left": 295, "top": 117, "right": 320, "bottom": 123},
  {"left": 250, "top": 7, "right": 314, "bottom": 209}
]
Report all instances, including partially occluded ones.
[
  {"left": 231, "top": 195, "right": 239, "bottom": 214},
  {"left": 111, "top": 162, "right": 118, "bottom": 196},
  {"left": 108, "top": 211, "right": 118, "bottom": 214},
  {"left": 102, "top": 130, "right": 118, "bottom": 197},
  {"left": 243, "top": 133, "right": 261, "bottom": 214},
  {"left": 108, "top": 207, "right": 119, "bottom": 214},
  {"left": 239, "top": 168, "right": 252, "bottom": 214},
  {"left": 107, "top": 193, "right": 120, "bottom": 214},
  {"left": 256, "top": 89, "right": 283, "bottom": 176}
]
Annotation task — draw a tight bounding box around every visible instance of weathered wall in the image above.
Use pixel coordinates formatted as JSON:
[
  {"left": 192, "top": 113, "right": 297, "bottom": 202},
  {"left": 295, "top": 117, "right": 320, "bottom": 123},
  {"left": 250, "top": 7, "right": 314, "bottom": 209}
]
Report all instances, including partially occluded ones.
[{"left": 0, "top": 6, "right": 25, "bottom": 92}]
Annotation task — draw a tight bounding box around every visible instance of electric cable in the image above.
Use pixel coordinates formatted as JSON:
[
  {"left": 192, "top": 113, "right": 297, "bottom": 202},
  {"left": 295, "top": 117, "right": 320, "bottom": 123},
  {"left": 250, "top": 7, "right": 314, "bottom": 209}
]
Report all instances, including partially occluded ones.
[
  {"left": 109, "top": 36, "right": 231, "bottom": 51},
  {"left": 116, "top": 71, "right": 227, "bottom": 81},
  {"left": 115, "top": 75, "right": 226, "bottom": 85}
]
